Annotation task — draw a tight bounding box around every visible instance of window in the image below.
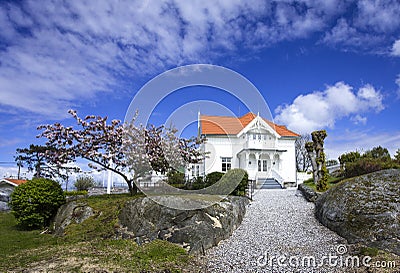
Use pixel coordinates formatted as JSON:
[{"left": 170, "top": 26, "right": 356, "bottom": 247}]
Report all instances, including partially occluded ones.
[
  {"left": 222, "top": 157, "right": 232, "bottom": 172},
  {"left": 253, "top": 134, "right": 256, "bottom": 140},
  {"left": 258, "top": 134, "right": 262, "bottom": 140},
  {"left": 196, "top": 165, "right": 200, "bottom": 176},
  {"left": 191, "top": 165, "right": 195, "bottom": 177}
]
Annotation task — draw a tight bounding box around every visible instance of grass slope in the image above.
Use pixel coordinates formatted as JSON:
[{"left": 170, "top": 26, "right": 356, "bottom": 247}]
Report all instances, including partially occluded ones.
[{"left": 0, "top": 194, "right": 198, "bottom": 272}]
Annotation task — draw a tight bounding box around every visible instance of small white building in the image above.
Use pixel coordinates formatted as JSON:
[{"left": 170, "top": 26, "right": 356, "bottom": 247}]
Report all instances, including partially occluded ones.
[
  {"left": 195, "top": 112, "right": 299, "bottom": 187},
  {"left": 0, "top": 178, "right": 27, "bottom": 211}
]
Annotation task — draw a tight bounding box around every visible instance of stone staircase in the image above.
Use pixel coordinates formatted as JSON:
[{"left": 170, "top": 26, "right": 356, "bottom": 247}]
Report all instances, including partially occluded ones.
[{"left": 258, "top": 178, "right": 283, "bottom": 189}]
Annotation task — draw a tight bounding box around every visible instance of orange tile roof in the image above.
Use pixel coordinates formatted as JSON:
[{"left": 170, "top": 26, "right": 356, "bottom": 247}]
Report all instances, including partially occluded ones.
[
  {"left": 200, "top": 112, "right": 299, "bottom": 137},
  {"left": 3, "top": 178, "right": 28, "bottom": 186}
]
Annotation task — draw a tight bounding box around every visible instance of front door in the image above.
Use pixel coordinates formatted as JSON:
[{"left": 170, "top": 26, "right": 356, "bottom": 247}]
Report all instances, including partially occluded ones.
[{"left": 258, "top": 159, "right": 268, "bottom": 176}]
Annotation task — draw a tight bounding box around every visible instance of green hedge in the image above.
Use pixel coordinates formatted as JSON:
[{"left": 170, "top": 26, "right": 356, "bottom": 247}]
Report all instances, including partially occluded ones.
[
  {"left": 205, "top": 171, "right": 224, "bottom": 187},
  {"left": 65, "top": 190, "right": 88, "bottom": 196},
  {"left": 344, "top": 158, "right": 400, "bottom": 178}
]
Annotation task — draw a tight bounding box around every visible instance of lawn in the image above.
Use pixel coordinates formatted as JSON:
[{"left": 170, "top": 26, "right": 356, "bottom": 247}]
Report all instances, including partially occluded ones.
[
  {"left": 0, "top": 194, "right": 199, "bottom": 272},
  {"left": 303, "top": 175, "right": 343, "bottom": 192}
]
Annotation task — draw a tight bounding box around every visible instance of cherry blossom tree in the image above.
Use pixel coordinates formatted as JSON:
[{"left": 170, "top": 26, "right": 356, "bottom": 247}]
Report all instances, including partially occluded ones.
[{"left": 38, "top": 110, "right": 204, "bottom": 195}]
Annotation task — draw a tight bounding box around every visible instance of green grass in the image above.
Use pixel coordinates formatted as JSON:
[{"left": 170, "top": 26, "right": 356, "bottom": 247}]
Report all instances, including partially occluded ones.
[
  {"left": 303, "top": 175, "right": 343, "bottom": 192},
  {"left": 0, "top": 193, "right": 197, "bottom": 272}
]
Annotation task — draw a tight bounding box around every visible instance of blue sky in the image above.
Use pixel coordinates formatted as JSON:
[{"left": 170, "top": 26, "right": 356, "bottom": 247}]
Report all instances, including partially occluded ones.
[{"left": 1, "top": 0, "right": 400, "bottom": 178}]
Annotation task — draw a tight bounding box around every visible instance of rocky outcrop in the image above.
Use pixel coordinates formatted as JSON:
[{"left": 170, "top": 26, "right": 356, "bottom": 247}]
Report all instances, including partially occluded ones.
[
  {"left": 118, "top": 195, "right": 250, "bottom": 254},
  {"left": 315, "top": 169, "right": 400, "bottom": 255},
  {"left": 0, "top": 192, "right": 10, "bottom": 211},
  {"left": 52, "top": 201, "right": 94, "bottom": 235},
  {"left": 298, "top": 184, "right": 321, "bottom": 202}
]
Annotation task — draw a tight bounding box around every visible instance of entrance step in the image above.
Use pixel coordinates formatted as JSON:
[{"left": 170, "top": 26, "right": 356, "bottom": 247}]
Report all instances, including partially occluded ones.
[{"left": 258, "top": 178, "right": 283, "bottom": 189}]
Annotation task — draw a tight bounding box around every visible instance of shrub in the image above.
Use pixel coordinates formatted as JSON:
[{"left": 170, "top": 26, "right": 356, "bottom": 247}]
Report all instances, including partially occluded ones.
[
  {"left": 166, "top": 170, "right": 185, "bottom": 185},
  {"left": 205, "top": 171, "right": 224, "bottom": 187},
  {"left": 344, "top": 158, "right": 383, "bottom": 178},
  {"left": 231, "top": 169, "right": 249, "bottom": 196},
  {"left": 10, "top": 178, "right": 65, "bottom": 229},
  {"left": 65, "top": 190, "right": 88, "bottom": 196},
  {"left": 74, "top": 175, "right": 95, "bottom": 191},
  {"left": 211, "top": 169, "right": 248, "bottom": 196},
  {"left": 188, "top": 176, "right": 206, "bottom": 190}
]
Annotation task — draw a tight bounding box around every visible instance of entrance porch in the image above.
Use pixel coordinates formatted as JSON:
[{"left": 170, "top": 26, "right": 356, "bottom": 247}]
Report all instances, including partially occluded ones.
[{"left": 238, "top": 149, "right": 286, "bottom": 186}]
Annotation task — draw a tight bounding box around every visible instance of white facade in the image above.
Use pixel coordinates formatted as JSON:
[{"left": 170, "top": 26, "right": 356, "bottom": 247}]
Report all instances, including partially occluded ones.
[{"left": 194, "top": 114, "right": 299, "bottom": 186}]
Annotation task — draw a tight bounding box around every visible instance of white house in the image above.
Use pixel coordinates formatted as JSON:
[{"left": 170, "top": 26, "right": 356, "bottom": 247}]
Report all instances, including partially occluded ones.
[
  {"left": 0, "top": 178, "right": 27, "bottom": 211},
  {"left": 194, "top": 112, "right": 299, "bottom": 187}
]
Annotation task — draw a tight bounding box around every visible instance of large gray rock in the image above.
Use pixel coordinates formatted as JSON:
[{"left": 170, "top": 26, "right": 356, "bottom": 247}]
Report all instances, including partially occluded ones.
[
  {"left": 298, "top": 183, "right": 321, "bottom": 202},
  {"left": 52, "top": 201, "right": 94, "bottom": 235},
  {"left": 0, "top": 201, "right": 9, "bottom": 211},
  {"left": 118, "top": 195, "right": 250, "bottom": 254},
  {"left": 315, "top": 169, "right": 400, "bottom": 255},
  {"left": 0, "top": 192, "right": 10, "bottom": 211}
]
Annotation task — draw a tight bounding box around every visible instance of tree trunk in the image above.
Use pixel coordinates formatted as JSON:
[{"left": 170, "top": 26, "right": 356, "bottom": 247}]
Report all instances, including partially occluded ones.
[
  {"left": 126, "top": 180, "right": 138, "bottom": 195},
  {"left": 308, "top": 152, "right": 318, "bottom": 183}
]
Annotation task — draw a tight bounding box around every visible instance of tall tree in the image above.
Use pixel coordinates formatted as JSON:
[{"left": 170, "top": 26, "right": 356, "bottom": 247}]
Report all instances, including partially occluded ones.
[
  {"left": 338, "top": 151, "right": 361, "bottom": 170},
  {"left": 395, "top": 149, "right": 400, "bottom": 163},
  {"left": 15, "top": 144, "right": 74, "bottom": 179},
  {"left": 38, "top": 110, "right": 204, "bottom": 195},
  {"left": 363, "top": 146, "right": 391, "bottom": 162},
  {"left": 295, "top": 134, "right": 312, "bottom": 172},
  {"left": 305, "top": 130, "right": 328, "bottom": 191}
]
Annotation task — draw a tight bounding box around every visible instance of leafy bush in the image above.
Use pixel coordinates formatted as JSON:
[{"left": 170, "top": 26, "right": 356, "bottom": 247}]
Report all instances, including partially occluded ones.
[
  {"left": 74, "top": 175, "right": 95, "bottom": 191},
  {"left": 344, "top": 158, "right": 383, "bottom": 178},
  {"left": 188, "top": 176, "right": 206, "bottom": 190},
  {"left": 205, "top": 171, "right": 224, "bottom": 187},
  {"left": 362, "top": 146, "right": 391, "bottom": 162},
  {"left": 166, "top": 170, "right": 185, "bottom": 185},
  {"left": 210, "top": 169, "right": 248, "bottom": 196},
  {"left": 65, "top": 190, "right": 88, "bottom": 196},
  {"left": 231, "top": 169, "right": 249, "bottom": 196},
  {"left": 10, "top": 178, "right": 65, "bottom": 229}
]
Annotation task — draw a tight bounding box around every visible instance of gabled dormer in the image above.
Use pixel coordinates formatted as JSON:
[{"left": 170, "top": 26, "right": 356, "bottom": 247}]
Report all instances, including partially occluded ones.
[
  {"left": 237, "top": 114, "right": 280, "bottom": 139},
  {"left": 200, "top": 112, "right": 299, "bottom": 138}
]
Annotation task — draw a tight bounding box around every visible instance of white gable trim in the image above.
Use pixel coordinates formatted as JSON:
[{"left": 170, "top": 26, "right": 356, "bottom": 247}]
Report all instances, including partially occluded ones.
[
  {"left": 0, "top": 179, "right": 18, "bottom": 187},
  {"left": 237, "top": 116, "right": 280, "bottom": 138}
]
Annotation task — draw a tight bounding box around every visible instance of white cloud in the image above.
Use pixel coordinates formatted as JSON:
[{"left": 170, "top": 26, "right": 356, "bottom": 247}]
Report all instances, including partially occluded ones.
[
  {"left": 274, "top": 82, "right": 384, "bottom": 134},
  {"left": 392, "top": 40, "right": 400, "bottom": 56},
  {"left": 322, "top": 18, "right": 383, "bottom": 51},
  {"left": 325, "top": 129, "right": 400, "bottom": 160},
  {"left": 355, "top": 0, "right": 400, "bottom": 33},
  {"left": 0, "top": 0, "right": 398, "bottom": 119},
  {"left": 350, "top": 115, "right": 367, "bottom": 125}
]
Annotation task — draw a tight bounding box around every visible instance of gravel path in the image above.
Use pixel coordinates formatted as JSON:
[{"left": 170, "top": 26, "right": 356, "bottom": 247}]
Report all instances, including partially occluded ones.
[{"left": 203, "top": 189, "right": 354, "bottom": 273}]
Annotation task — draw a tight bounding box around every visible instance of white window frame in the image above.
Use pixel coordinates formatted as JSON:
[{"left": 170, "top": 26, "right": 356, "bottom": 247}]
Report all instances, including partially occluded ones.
[{"left": 221, "top": 157, "right": 232, "bottom": 172}]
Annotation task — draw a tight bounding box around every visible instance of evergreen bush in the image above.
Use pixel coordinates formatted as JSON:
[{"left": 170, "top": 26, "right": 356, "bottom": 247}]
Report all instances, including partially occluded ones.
[
  {"left": 205, "top": 171, "right": 224, "bottom": 187},
  {"left": 74, "top": 175, "right": 95, "bottom": 191},
  {"left": 10, "top": 178, "right": 65, "bottom": 229}
]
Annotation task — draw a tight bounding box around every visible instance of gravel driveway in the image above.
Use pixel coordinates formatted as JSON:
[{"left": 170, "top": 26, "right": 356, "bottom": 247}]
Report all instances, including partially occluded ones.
[{"left": 203, "top": 189, "right": 356, "bottom": 273}]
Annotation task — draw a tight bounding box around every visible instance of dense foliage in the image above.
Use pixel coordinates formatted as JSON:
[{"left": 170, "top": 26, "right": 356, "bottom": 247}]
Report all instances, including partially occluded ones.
[
  {"left": 339, "top": 146, "right": 400, "bottom": 178},
  {"left": 74, "top": 175, "right": 95, "bottom": 191},
  {"left": 338, "top": 151, "right": 361, "bottom": 169},
  {"left": 205, "top": 171, "right": 224, "bottom": 187},
  {"left": 230, "top": 169, "right": 249, "bottom": 196},
  {"left": 10, "top": 178, "right": 65, "bottom": 229},
  {"left": 166, "top": 170, "right": 185, "bottom": 185},
  {"left": 166, "top": 169, "right": 249, "bottom": 195},
  {"left": 15, "top": 144, "right": 79, "bottom": 180}
]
